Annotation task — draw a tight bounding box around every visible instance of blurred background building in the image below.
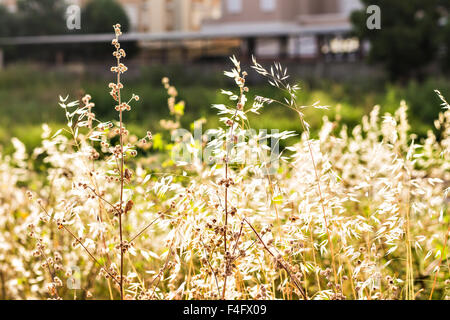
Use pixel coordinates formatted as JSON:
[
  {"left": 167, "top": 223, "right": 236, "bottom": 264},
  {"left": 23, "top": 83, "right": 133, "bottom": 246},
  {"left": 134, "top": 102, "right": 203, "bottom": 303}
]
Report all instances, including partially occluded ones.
[
  {"left": 75, "top": 0, "right": 222, "bottom": 33},
  {"left": 0, "top": 0, "right": 365, "bottom": 64},
  {"left": 115, "top": 0, "right": 365, "bottom": 61},
  {"left": 203, "top": 0, "right": 363, "bottom": 60},
  {"left": 0, "top": 0, "right": 16, "bottom": 12}
]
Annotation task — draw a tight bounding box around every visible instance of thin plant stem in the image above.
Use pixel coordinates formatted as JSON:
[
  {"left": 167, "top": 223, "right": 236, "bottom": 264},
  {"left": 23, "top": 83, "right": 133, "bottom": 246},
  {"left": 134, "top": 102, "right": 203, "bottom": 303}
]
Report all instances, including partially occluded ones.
[
  {"left": 429, "top": 224, "right": 449, "bottom": 299},
  {"left": 37, "top": 202, "right": 120, "bottom": 286},
  {"left": 221, "top": 84, "right": 244, "bottom": 299},
  {"left": 112, "top": 28, "right": 125, "bottom": 300},
  {"left": 243, "top": 218, "right": 308, "bottom": 300},
  {"left": 296, "top": 111, "right": 338, "bottom": 285}
]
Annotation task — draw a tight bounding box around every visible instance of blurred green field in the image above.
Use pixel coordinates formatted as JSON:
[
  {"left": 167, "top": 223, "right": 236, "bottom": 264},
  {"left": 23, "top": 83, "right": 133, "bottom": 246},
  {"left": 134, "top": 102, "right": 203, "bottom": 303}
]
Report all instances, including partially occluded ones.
[{"left": 0, "top": 63, "right": 448, "bottom": 153}]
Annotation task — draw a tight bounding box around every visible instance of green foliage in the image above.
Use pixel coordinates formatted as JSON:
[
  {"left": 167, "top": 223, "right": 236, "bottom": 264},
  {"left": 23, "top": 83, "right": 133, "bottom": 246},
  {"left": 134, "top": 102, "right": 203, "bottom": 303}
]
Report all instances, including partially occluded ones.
[
  {"left": 351, "top": 0, "right": 450, "bottom": 80},
  {"left": 386, "top": 78, "right": 450, "bottom": 125},
  {"left": 441, "top": 15, "right": 450, "bottom": 69},
  {"left": 0, "top": 64, "right": 446, "bottom": 151},
  {"left": 2, "top": 0, "right": 69, "bottom": 61},
  {"left": 80, "top": 0, "right": 134, "bottom": 59},
  {"left": 0, "top": 5, "right": 17, "bottom": 37},
  {"left": 81, "top": 0, "right": 130, "bottom": 34},
  {"left": 15, "top": 0, "right": 66, "bottom": 36}
]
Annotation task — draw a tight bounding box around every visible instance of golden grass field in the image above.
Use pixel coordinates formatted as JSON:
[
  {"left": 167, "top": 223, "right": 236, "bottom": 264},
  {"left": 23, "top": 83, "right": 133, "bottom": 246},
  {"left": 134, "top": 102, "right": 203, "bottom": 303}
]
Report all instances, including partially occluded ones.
[{"left": 0, "top": 25, "right": 448, "bottom": 300}]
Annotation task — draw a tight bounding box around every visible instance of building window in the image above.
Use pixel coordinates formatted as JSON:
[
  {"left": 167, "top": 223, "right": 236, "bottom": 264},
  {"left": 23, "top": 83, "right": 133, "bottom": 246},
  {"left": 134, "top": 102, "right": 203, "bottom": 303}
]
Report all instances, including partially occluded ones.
[
  {"left": 298, "top": 36, "right": 318, "bottom": 58},
  {"left": 227, "top": 0, "right": 242, "bottom": 14},
  {"left": 260, "top": 0, "right": 276, "bottom": 12}
]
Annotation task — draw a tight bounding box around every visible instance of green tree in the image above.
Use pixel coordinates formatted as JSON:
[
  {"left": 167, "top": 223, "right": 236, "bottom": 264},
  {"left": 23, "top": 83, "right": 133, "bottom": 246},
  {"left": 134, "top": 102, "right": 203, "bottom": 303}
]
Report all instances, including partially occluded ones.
[
  {"left": 9, "top": 0, "right": 68, "bottom": 61},
  {"left": 0, "top": 5, "right": 17, "bottom": 37},
  {"left": 351, "top": 0, "right": 450, "bottom": 80},
  {"left": 81, "top": 0, "right": 130, "bottom": 34},
  {"left": 16, "top": 0, "right": 66, "bottom": 36},
  {"left": 0, "top": 5, "right": 19, "bottom": 64},
  {"left": 441, "top": 11, "right": 450, "bottom": 70},
  {"left": 80, "top": 0, "right": 135, "bottom": 60}
]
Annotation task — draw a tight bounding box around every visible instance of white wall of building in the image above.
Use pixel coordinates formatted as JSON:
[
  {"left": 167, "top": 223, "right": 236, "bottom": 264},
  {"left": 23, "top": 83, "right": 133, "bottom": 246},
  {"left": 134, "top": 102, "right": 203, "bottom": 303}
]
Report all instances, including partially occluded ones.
[
  {"left": 259, "top": 0, "right": 277, "bottom": 13},
  {"left": 123, "top": 3, "right": 139, "bottom": 31},
  {"left": 226, "top": 0, "right": 243, "bottom": 14},
  {"left": 174, "top": 0, "right": 192, "bottom": 31},
  {"left": 149, "top": 0, "right": 166, "bottom": 32},
  {"left": 339, "top": 0, "right": 363, "bottom": 16}
]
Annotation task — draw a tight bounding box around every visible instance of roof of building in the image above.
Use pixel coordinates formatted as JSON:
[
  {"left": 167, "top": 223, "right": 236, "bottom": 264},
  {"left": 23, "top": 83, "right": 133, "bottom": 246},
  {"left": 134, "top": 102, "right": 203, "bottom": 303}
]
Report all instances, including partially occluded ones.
[{"left": 0, "top": 22, "right": 351, "bottom": 46}]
